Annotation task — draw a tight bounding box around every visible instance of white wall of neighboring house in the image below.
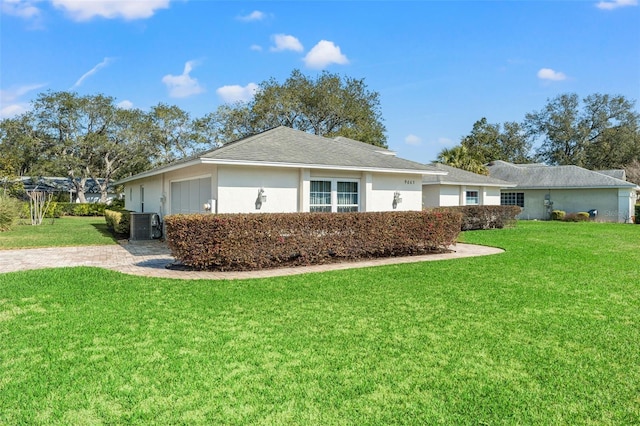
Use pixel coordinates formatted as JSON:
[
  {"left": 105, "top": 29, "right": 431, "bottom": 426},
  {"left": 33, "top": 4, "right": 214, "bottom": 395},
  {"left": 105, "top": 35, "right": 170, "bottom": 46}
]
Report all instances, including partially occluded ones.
[
  {"left": 509, "top": 188, "right": 635, "bottom": 222},
  {"left": 421, "top": 185, "right": 502, "bottom": 208}
]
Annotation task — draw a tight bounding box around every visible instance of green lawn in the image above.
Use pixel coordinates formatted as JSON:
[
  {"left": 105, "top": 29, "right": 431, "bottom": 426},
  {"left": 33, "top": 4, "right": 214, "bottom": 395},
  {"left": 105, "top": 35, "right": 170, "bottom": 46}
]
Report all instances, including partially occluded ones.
[
  {"left": 1, "top": 221, "right": 639, "bottom": 424},
  {"left": 0, "top": 216, "right": 117, "bottom": 249}
]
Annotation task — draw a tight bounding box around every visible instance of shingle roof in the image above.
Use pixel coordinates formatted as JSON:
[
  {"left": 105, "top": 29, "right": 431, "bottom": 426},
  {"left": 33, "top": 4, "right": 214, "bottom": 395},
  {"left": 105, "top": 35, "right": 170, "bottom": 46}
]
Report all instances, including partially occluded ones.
[
  {"left": 422, "top": 163, "right": 515, "bottom": 187},
  {"left": 487, "top": 160, "right": 636, "bottom": 189},
  {"left": 200, "top": 126, "right": 439, "bottom": 172},
  {"left": 118, "top": 127, "right": 443, "bottom": 183},
  {"left": 596, "top": 169, "right": 626, "bottom": 180}
]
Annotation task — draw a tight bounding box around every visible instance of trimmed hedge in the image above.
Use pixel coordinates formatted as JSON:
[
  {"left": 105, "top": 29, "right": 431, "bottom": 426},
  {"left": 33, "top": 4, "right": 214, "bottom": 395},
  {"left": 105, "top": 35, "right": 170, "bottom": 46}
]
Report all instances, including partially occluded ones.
[
  {"left": 20, "top": 202, "right": 108, "bottom": 218},
  {"left": 104, "top": 209, "right": 131, "bottom": 236},
  {"left": 165, "top": 211, "right": 462, "bottom": 271},
  {"left": 551, "top": 210, "right": 566, "bottom": 221},
  {"left": 564, "top": 212, "right": 590, "bottom": 222},
  {"left": 433, "top": 205, "right": 521, "bottom": 231}
]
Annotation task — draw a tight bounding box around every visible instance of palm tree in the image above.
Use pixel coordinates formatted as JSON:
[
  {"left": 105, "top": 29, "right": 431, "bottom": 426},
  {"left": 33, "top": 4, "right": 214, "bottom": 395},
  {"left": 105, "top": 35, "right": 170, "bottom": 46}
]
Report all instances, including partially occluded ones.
[{"left": 436, "top": 145, "right": 488, "bottom": 175}]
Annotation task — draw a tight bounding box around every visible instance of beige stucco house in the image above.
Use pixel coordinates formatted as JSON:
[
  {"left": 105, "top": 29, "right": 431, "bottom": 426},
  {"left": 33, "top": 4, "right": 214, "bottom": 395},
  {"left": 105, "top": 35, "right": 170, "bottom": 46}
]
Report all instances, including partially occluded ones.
[
  {"left": 117, "top": 126, "right": 445, "bottom": 218},
  {"left": 487, "top": 160, "right": 639, "bottom": 223}
]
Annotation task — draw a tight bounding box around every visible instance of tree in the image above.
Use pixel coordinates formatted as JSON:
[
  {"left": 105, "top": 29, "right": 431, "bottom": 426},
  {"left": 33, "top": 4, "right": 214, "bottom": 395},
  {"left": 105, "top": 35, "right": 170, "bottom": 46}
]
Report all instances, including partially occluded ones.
[
  {"left": 0, "top": 113, "right": 44, "bottom": 180},
  {"left": 460, "top": 118, "right": 533, "bottom": 164},
  {"left": 436, "top": 145, "right": 488, "bottom": 175},
  {"left": 624, "top": 159, "right": 640, "bottom": 186},
  {"left": 147, "top": 103, "right": 208, "bottom": 167},
  {"left": 202, "top": 69, "right": 388, "bottom": 147},
  {"left": 30, "top": 91, "right": 116, "bottom": 203},
  {"left": 525, "top": 93, "right": 640, "bottom": 168}
]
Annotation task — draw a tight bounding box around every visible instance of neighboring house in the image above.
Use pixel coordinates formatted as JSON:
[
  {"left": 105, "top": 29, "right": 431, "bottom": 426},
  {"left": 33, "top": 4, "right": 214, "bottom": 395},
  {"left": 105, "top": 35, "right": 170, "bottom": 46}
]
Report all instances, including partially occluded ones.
[
  {"left": 422, "top": 163, "right": 516, "bottom": 208},
  {"left": 117, "top": 126, "right": 445, "bottom": 217},
  {"left": 487, "top": 160, "right": 639, "bottom": 223},
  {"left": 19, "top": 177, "right": 118, "bottom": 203}
]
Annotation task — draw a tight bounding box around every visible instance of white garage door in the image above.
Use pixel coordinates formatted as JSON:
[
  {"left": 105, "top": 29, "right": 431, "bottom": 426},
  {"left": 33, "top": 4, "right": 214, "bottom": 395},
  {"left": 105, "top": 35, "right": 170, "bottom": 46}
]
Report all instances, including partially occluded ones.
[{"left": 171, "top": 178, "right": 212, "bottom": 214}]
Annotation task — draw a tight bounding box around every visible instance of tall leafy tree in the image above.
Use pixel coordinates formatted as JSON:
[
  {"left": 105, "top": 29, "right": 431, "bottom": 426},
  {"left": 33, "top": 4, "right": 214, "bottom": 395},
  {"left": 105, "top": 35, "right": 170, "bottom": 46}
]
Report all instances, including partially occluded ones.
[
  {"left": 525, "top": 93, "right": 640, "bottom": 168},
  {"left": 30, "top": 91, "right": 116, "bottom": 202},
  {"left": 147, "top": 103, "right": 208, "bottom": 166},
  {"left": 202, "top": 69, "right": 388, "bottom": 147},
  {"left": 0, "top": 113, "right": 43, "bottom": 179},
  {"left": 460, "top": 118, "right": 533, "bottom": 164}
]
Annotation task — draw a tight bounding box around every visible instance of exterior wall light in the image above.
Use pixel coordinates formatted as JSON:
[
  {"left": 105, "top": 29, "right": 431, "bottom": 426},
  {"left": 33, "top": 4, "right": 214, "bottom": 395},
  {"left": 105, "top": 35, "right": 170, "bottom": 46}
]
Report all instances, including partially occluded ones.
[
  {"left": 255, "top": 188, "right": 267, "bottom": 210},
  {"left": 393, "top": 191, "right": 402, "bottom": 209}
]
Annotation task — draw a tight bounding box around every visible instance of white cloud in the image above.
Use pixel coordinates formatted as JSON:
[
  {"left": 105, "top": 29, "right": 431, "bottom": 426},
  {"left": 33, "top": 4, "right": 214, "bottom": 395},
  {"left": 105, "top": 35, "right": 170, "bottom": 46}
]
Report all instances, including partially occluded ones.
[
  {"left": 250, "top": 44, "right": 263, "bottom": 52},
  {"left": 405, "top": 134, "right": 422, "bottom": 146},
  {"left": 72, "top": 57, "right": 114, "bottom": 88},
  {"left": 596, "top": 0, "right": 637, "bottom": 10},
  {"left": 162, "top": 60, "right": 205, "bottom": 98},
  {"left": 51, "top": 0, "right": 170, "bottom": 21},
  {"left": 117, "top": 100, "right": 134, "bottom": 109},
  {"left": 1, "top": 0, "right": 40, "bottom": 19},
  {"left": 270, "top": 34, "right": 303, "bottom": 52},
  {"left": 303, "top": 40, "right": 349, "bottom": 69},
  {"left": 537, "top": 68, "right": 567, "bottom": 81},
  {"left": 238, "top": 10, "right": 265, "bottom": 22},
  {"left": 0, "top": 83, "right": 46, "bottom": 118},
  {"left": 0, "top": 103, "right": 28, "bottom": 118},
  {"left": 216, "top": 83, "right": 259, "bottom": 103}
]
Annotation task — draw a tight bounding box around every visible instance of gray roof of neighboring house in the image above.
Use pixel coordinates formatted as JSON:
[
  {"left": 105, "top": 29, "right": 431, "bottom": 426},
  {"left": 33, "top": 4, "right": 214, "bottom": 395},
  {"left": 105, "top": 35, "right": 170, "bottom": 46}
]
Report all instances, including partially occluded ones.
[
  {"left": 487, "top": 160, "right": 636, "bottom": 189},
  {"left": 19, "top": 177, "right": 115, "bottom": 193},
  {"left": 422, "top": 163, "right": 515, "bottom": 187},
  {"left": 118, "top": 126, "right": 444, "bottom": 183},
  {"left": 596, "top": 169, "right": 626, "bottom": 180}
]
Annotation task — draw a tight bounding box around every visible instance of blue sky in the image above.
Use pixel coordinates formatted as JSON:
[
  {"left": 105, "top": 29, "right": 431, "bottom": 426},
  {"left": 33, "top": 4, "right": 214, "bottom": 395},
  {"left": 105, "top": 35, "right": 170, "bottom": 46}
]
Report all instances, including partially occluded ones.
[{"left": 1, "top": 0, "right": 639, "bottom": 164}]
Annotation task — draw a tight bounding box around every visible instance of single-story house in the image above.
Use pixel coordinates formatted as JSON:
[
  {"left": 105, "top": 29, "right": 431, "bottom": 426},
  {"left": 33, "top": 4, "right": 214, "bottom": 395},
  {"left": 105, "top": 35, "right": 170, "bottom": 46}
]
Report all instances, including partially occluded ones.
[
  {"left": 487, "top": 160, "right": 639, "bottom": 223},
  {"left": 117, "top": 126, "right": 446, "bottom": 217},
  {"left": 18, "top": 177, "right": 118, "bottom": 203},
  {"left": 422, "top": 163, "right": 516, "bottom": 208}
]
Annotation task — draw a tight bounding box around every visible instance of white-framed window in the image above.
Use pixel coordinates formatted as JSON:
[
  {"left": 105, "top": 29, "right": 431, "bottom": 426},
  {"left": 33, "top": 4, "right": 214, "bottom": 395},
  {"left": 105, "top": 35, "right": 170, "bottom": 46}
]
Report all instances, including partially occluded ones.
[
  {"left": 501, "top": 192, "right": 524, "bottom": 207},
  {"left": 466, "top": 190, "right": 479, "bottom": 205},
  {"left": 310, "top": 180, "right": 332, "bottom": 212},
  {"left": 310, "top": 179, "right": 359, "bottom": 212}
]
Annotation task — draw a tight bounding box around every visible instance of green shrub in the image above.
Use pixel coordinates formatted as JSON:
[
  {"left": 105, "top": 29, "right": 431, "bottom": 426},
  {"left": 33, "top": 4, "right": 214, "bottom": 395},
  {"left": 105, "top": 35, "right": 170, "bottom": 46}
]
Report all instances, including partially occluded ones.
[
  {"left": 104, "top": 209, "right": 131, "bottom": 236},
  {"left": 564, "top": 212, "right": 590, "bottom": 222},
  {"left": 165, "top": 211, "right": 462, "bottom": 271},
  {"left": 0, "top": 194, "right": 21, "bottom": 232},
  {"left": 433, "top": 205, "right": 521, "bottom": 231},
  {"left": 20, "top": 200, "right": 61, "bottom": 219},
  {"left": 551, "top": 210, "right": 566, "bottom": 221}
]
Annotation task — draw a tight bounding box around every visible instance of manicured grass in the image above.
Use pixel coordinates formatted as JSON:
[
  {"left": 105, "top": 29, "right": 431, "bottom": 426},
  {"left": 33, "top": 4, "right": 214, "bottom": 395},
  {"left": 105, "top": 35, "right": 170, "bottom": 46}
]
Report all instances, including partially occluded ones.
[
  {"left": 1, "top": 221, "right": 639, "bottom": 424},
  {"left": 0, "top": 216, "right": 117, "bottom": 249}
]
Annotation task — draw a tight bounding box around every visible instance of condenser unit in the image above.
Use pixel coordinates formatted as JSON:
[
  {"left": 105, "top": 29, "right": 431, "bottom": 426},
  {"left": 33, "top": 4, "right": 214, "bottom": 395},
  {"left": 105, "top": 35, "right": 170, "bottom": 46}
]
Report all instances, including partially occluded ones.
[{"left": 130, "top": 212, "right": 162, "bottom": 240}]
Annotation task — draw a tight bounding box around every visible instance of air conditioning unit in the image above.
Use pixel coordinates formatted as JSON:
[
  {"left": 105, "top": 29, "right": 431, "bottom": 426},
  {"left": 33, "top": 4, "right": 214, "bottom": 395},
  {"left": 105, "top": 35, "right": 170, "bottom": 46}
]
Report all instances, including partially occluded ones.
[{"left": 130, "top": 212, "right": 162, "bottom": 240}]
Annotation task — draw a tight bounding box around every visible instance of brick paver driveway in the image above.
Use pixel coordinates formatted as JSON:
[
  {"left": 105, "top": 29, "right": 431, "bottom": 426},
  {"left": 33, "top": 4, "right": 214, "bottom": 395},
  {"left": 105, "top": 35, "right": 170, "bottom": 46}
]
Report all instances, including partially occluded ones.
[{"left": 0, "top": 241, "right": 503, "bottom": 280}]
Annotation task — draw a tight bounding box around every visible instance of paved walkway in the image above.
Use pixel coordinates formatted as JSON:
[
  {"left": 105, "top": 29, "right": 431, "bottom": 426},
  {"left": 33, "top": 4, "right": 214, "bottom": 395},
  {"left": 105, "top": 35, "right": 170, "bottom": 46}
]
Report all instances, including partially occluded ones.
[{"left": 0, "top": 241, "right": 504, "bottom": 280}]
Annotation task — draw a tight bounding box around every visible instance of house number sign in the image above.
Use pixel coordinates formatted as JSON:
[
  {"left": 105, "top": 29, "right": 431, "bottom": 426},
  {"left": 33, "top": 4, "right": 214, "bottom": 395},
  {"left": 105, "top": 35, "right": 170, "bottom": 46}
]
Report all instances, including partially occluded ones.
[{"left": 404, "top": 179, "right": 415, "bottom": 185}]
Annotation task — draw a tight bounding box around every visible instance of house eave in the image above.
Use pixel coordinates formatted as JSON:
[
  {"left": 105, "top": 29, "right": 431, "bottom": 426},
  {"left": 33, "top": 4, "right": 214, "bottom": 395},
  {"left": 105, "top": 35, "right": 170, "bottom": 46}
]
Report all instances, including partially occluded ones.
[
  {"left": 115, "top": 159, "right": 203, "bottom": 184},
  {"left": 422, "top": 181, "right": 517, "bottom": 188},
  {"left": 200, "top": 158, "right": 447, "bottom": 175}
]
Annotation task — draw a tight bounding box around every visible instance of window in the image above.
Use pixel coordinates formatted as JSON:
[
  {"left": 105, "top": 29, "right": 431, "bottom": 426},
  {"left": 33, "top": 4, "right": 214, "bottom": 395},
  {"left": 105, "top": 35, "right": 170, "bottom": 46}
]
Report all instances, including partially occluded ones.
[
  {"left": 501, "top": 192, "right": 524, "bottom": 207},
  {"left": 466, "top": 190, "right": 479, "bottom": 205},
  {"left": 310, "top": 179, "right": 359, "bottom": 212},
  {"left": 310, "top": 180, "right": 332, "bottom": 212},
  {"left": 337, "top": 181, "right": 359, "bottom": 212}
]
